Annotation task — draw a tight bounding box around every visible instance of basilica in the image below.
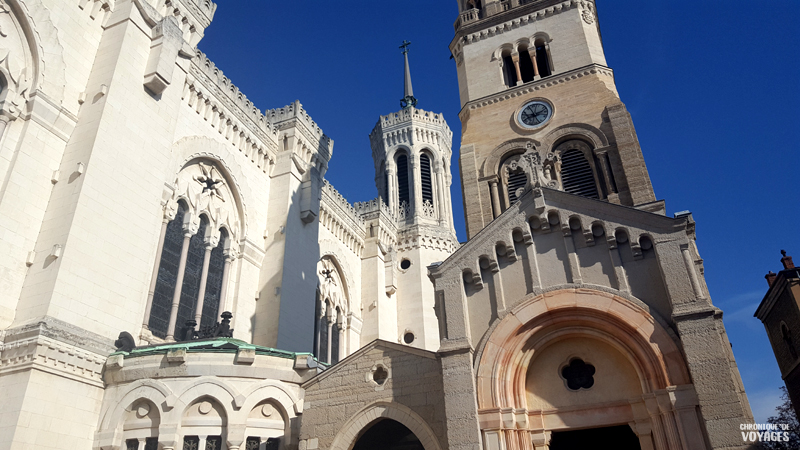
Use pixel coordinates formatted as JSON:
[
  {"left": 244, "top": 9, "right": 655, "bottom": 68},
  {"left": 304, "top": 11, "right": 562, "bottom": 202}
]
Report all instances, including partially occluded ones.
[{"left": 0, "top": 1, "right": 754, "bottom": 450}]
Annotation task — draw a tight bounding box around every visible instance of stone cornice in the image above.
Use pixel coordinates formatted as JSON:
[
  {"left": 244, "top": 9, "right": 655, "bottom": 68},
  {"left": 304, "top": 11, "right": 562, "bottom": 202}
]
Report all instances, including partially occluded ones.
[
  {"left": 0, "top": 317, "right": 112, "bottom": 387},
  {"left": 450, "top": 0, "right": 594, "bottom": 58},
  {"left": 459, "top": 64, "right": 614, "bottom": 120}
]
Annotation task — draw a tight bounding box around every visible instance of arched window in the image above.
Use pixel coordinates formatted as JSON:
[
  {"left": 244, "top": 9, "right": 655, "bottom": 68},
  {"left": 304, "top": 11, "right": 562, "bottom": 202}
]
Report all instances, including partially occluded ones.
[
  {"left": 396, "top": 153, "right": 410, "bottom": 210},
  {"left": 144, "top": 161, "right": 240, "bottom": 341},
  {"left": 534, "top": 41, "right": 552, "bottom": 77},
  {"left": 499, "top": 152, "right": 529, "bottom": 211},
  {"left": 502, "top": 51, "right": 517, "bottom": 88},
  {"left": 560, "top": 147, "right": 600, "bottom": 199},
  {"left": 380, "top": 161, "right": 389, "bottom": 204},
  {"left": 420, "top": 153, "right": 433, "bottom": 204},
  {"left": 315, "top": 256, "right": 352, "bottom": 364},
  {"left": 518, "top": 45, "right": 536, "bottom": 83},
  {"left": 148, "top": 202, "right": 187, "bottom": 338},
  {"left": 175, "top": 215, "right": 209, "bottom": 332}
]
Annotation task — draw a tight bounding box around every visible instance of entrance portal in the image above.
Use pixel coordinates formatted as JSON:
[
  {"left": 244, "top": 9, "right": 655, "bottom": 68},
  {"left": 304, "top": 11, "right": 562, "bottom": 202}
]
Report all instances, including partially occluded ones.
[
  {"left": 549, "top": 425, "right": 641, "bottom": 450},
  {"left": 352, "top": 419, "right": 424, "bottom": 450}
]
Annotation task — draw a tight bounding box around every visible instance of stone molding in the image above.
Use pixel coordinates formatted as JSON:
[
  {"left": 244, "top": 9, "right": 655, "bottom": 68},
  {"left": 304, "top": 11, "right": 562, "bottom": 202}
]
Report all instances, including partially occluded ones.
[
  {"left": 0, "top": 317, "right": 113, "bottom": 387},
  {"left": 396, "top": 225, "right": 459, "bottom": 254},
  {"left": 460, "top": 64, "right": 614, "bottom": 116}
]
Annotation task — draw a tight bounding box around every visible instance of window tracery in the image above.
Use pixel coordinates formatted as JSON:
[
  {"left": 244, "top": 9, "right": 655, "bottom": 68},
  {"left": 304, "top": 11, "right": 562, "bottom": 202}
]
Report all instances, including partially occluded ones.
[
  {"left": 144, "top": 161, "right": 241, "bottom": 341},
  {"left": 315, "top": 256, "right": 350, "bottom": 364}
]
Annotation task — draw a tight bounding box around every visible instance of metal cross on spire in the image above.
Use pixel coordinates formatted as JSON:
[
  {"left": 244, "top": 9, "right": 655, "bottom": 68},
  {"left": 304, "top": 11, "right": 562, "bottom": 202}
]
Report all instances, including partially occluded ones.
[{"left": 399, "top": 40, "right": 417, "bottom": 109}]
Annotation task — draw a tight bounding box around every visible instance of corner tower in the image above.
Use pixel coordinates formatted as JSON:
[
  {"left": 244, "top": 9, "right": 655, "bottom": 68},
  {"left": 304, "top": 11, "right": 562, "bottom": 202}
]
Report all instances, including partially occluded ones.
[
  {"left": 364, "top": 43, "right": 458, "bottom": 351},
  {"left": 451, "top": 0, "right": 659, "bottom": 239}
]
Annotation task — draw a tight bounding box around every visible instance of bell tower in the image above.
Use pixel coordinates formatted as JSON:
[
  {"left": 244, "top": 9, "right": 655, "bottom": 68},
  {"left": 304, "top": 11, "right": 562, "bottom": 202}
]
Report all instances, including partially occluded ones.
[
  {"left": 451, "top": 0, "right": 660, "bottom": 239},
  {"left": 363, "top": 42, "right": 459, "bottom": 351}
]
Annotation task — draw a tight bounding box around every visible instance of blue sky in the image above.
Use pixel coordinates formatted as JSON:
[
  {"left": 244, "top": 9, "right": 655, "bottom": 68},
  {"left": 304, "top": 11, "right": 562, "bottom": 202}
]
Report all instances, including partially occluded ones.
[{"left": 199, "top": 1, "right": 800, "bottom": 422}]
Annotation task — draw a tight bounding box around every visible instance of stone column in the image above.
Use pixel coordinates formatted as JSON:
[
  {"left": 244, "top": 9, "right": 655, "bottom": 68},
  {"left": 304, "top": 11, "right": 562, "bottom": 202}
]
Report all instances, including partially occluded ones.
[
  {"left": 143, "top": 219, "right": 169, "bottom": 328},
  {"left": 528, "top": 47, "right": 539, "bottom": 79},
  {"left": 136, "top": 438, "right": 146, "bottom": 450},
  {"left": 489, "top": 178, "right": 502, "bottom": 218},
  {"left": 435, "top": 165, "right": 446, "bottom": 224},
  {"left": 166, "top": 230, "right": 193, "bottom": 340},
  {"left": 218, "top": 250, "right": 234, "bottom": 316},
  {"left": 193, "top": 242, "right": 215, "bottom": 327},
  {"left": 411, "top": 154, "right": 422, "bottom": 221},
  {"left": 595, "top": 149, "right": 618, "bottom": 198},
  {"left": 511, "top": 53, "right": 523, "bottom": 86},
  {"left": 338, "top": 316, "right": 346, "bottom": 359}
]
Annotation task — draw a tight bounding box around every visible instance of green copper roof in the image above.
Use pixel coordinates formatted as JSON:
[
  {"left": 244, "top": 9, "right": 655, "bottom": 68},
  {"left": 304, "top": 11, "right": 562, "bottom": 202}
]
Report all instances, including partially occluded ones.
[{"left": 111, "top": 337, "right": 314, "bottom": 360}]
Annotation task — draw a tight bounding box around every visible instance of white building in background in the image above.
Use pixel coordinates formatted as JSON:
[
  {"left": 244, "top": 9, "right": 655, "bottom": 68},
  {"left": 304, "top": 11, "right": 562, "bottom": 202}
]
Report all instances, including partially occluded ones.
[{"left": 0, "top": 1, "right": 754, "bottom": 450}]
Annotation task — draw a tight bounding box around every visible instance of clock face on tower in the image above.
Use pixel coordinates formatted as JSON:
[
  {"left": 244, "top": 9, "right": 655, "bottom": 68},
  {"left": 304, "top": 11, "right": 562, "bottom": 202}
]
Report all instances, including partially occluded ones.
[{"left": 518, "top": 101, "right": 553, "bottom": 129}]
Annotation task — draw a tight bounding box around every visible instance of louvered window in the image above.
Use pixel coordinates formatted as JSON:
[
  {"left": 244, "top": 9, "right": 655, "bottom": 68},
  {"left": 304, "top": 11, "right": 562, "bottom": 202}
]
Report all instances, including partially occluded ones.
[
  {"left": 397, "top": 155, "right": 410, "bottom": 206},
  {"left": 420, "top": 154, "right": 433, "bottom": 204},
  {"left": 507, "top": 170, "right": 528, "bottom": 203},
  {"left": 560, "top": 149, "right": 599, "bottom": 199}
]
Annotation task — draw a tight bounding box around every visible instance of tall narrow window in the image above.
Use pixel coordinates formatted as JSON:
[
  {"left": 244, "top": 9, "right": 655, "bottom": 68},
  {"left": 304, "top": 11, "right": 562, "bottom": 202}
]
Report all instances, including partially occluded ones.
[
  {"left": 175, "top": 216, "right": 209, "bottom": 330},
  {"left": 331, "top": 313, "right": 340, "bottom": 364},
  {"left": 502, "top": 54, "right": 517, "bottom": 87},
  {"left": 397, "top": 154, "right": 410, "bottom": 206},
  {"left": 149, "top": 203, "right": 187, "bottom": 338},
  {"left": 201, "top": 229, "right": 227, "bottom": 328},
  {"left": 382, "top": 171, "right": 389, "bottom": 204},
  {"left": 535, "top": 44, "right": 551, "bottom": 77},
  {"left": 420, "top": 154, "right": 433, "bottom": 204},
  {"left": 561, "top": 149, "right": 599, "bottom": 199},
  {"left": 519, "top": 49, "right": 535, "bottom": 83}
]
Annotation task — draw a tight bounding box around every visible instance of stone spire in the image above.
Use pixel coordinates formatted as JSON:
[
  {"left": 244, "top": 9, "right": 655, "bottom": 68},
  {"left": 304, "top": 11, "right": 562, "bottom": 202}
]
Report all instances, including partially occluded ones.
[{"left": 400, "top": 40, "right": 417, "bottom": 109}]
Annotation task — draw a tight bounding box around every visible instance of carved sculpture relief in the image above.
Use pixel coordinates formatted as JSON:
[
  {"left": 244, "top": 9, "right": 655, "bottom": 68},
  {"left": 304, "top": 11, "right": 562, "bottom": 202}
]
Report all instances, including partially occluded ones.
[{"left": 166, "top": 160, "right": 242, "bottom": 250}]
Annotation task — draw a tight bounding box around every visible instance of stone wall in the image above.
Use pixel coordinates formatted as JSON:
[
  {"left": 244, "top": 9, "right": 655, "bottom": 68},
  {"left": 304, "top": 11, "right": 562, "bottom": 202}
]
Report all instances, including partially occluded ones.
[{"left": 299, "top": 341, "right": 447, "bottom": 450}]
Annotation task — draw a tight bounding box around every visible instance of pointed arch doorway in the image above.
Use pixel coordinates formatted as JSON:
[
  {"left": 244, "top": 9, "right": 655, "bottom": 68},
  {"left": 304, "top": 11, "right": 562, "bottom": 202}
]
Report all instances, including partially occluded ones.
[{"left": 352, "top": 419, "right": 424, "bottom": 450}]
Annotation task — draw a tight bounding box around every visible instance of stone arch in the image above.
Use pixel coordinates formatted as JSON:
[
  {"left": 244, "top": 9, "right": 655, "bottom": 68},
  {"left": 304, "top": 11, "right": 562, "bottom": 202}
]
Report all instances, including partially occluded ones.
[
  {"left": 474, "top": 288, "right": 691, "bottom": 411},
  {"left": 171, "top": 137, "right": 255, "bottom": 239},
  {"left": 330, "top": 402, "right": 443, "bottom": 450},
  {"left": 318, "top": 244, "right": 357, "bottom": 309},
  {"left": 4, "top": 0, "right": 67, "bottom": 104},
  {"left": 539, "top": 123, "right": 609, "bottom": 152},
  {"left": 481, "top": 137, "right": 540, "bottom": 179},
  {"left": 162, "top": 377, "right": 241, "bottom": 425},
  {"left": 231, "top": 383, "right": 300, "bottom": 447},
  {"left": 98, "top": 379, "right": 174, "bottom": 431}
]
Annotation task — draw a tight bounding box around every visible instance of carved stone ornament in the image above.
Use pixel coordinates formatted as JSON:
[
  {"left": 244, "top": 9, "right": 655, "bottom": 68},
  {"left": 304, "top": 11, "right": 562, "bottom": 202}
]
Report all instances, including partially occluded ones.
[
  {"left": 0, "top": 0, "right": 33, "bottom": 119},
  {"left": 581, "top": 8, "right": 595, "bottom": 25},
  {"left": 510, "top": 148, "right": 562, "bottom": 200},
  {"left": 167, "top": 161, "right": 241, "bottom": 244}
]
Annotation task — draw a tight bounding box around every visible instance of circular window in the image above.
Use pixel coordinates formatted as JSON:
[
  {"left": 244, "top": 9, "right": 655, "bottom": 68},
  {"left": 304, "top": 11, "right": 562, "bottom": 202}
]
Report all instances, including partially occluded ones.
[
  {"left": 517, "top": 100, "right": 553, "bottom": 129},
  {"left": 403, "top": 332, "right": 415, "bottom": 344},
  {"left": 400, "top": 259, "right": 411, "bottom": 270},
  {"left": 373, "top": 366, "right": 389, "bottom": 385}
]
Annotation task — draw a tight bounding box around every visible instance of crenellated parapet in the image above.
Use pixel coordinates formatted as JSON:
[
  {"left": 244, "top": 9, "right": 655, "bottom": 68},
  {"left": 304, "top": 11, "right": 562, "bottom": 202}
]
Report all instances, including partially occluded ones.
[
  {"left": 183, "top": 54, "right": 278, "bottom": 174},
  {"left": 268, "top": 101, "right": 333, "bottom": 165},
  {"left": 155, "top": 0, "right": 217, "bottom": 45}
]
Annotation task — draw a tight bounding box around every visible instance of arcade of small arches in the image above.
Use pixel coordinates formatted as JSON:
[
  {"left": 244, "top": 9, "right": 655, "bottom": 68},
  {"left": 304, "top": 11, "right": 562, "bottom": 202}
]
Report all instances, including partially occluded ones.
[
  {"left": 379, "top": 147, "right": 450, "bottom": 224},
  {"left": 486, "top": 135, "right": 619, "bottom": 218},
  {"left": 493, "top": 35, "right": 554, "bottom": 89},
  {"left": 474, "top": 289, "right": 703, "bottom": 450},
  {"left": 98, "top": 379, "right": 298, "bottom": 450},
  {"left": 143, "top": 160, "right": 243, "bottom": 342}
]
